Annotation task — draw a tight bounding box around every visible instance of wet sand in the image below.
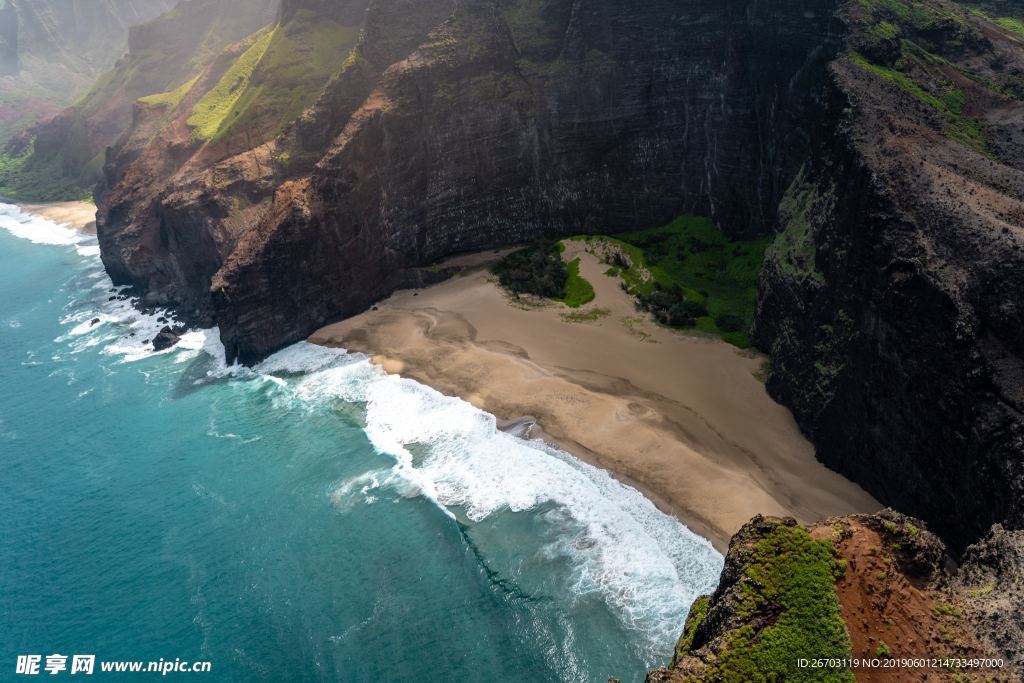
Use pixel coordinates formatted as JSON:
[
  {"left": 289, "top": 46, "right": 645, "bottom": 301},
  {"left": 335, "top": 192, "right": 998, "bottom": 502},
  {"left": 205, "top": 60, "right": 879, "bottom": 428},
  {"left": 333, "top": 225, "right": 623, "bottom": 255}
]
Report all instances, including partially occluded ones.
[{"left": 310, "top": 242, "right": 880, "bottom": 551}]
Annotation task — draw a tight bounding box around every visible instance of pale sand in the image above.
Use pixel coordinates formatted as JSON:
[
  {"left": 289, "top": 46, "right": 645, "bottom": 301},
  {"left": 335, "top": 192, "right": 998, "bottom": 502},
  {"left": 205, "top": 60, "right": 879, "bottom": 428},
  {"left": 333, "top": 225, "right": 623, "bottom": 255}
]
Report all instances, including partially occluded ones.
[
  {"left": 13, "top": 199, "right": 97, "bottom": 234},
  {"left": 310, "top": 242, "right": 880, "bottom": 551}
]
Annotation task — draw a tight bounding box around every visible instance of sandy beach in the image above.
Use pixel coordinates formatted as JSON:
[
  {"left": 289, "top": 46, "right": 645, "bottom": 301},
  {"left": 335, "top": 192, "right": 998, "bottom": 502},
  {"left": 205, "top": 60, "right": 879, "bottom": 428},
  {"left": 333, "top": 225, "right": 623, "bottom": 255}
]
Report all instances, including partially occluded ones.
[
  {"left": 310, "top": 242, "right": 880, "bottom": 551},
  {"left": 10, "top": 199, "right": 97, "bottom": 233}
]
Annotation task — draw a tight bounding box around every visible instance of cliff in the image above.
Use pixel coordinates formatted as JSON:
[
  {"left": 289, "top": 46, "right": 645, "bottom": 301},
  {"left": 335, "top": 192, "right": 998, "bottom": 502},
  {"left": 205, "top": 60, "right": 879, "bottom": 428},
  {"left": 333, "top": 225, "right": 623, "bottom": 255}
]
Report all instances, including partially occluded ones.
[
  {"left": 0, "top": 0, "right": 175, "bottom": 146},
  {"left": 648, "top": 512, "right": 1023, "bottom": 682},
  {"left": 0, "top": 0, "right": 278, "bottom": 201},
  {"left": 15, "top": 0, "right": 1019, "bottom": 677},
  {"left": 754, "top": 0, "right": 1024, "bottom": 554},
  {"left": 94, "top": 0, "right": 848, "bottom": 362},
  {"left": 77, "top": 0, "right": 1024, "bottom": 663}
]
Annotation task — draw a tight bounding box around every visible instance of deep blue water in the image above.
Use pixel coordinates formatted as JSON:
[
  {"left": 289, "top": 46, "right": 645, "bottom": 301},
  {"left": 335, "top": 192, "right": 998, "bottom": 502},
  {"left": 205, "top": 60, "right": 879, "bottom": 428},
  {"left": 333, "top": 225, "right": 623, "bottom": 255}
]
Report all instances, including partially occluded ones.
[{"left": 0, "top": 204, "right": 722, "bottom": 682}]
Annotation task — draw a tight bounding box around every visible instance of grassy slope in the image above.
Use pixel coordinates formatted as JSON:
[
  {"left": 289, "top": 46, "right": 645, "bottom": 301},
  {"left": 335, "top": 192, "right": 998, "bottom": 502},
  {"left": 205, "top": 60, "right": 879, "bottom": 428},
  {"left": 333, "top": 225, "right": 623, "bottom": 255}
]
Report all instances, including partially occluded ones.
[
  {"left": 851, "top": 0, "right": 1024, "bottom": 154},
  {"left": 0, "top": 4, "right": 278, "bottom": 201},
  {"left": 187, "top": 27, "right": 275, "bottom": 140},
  {"left": 187, "top": 10, "right": 359, "bottom": 146},
  {"left": 0, "top": 140, "right": 94, "bottom": 201},
  {"left": 685, "top": 520, "right": 855, "bottom": 682},
  {"left": 575, "top": 215, "right": 767, "bottom": 347},
  {"left": 138, "top": 75, "right": 201, "bottom": 109}
]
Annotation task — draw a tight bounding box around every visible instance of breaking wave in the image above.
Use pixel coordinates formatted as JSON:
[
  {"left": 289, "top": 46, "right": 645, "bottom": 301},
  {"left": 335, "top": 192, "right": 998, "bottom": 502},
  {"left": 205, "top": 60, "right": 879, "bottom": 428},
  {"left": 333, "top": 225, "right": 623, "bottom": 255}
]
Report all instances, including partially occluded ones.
[{"left": 6, "top": 200, "right": 724, "bottom": 662}]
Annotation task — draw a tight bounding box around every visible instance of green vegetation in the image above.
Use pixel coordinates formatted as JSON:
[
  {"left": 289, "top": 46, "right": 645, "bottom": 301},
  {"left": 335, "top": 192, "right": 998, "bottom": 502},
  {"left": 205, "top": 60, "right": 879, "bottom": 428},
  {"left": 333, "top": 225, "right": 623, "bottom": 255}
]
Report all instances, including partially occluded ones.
[
  {"left": 0, "top": 140, "right": 93, "bottom": 201},
  {"left": 138, "top": 75, "right": 200, "bottom": 110},
  {"left": 492, "top": 242, "right": 569, "bottom": 299},
  {"left": 493, "top": 242, "right": 596, "bottom": 308},
  {"left": 501, "top": 0, "right": 566, "bottom": 59},
  {"left": 850, "top": 50, "right": 944, "bottom": 108},
  {"left": 187, "top": 27, "right": 275, "bottom": 140},
  {"left": 558, "top": 257, "right": 596, "bottom": 308},
  {"left": 965, "top": 5, "right": 1024, "bottom": 36},
  {"left": 767, "top": 169, "right": 827, "bottom": 287},
  {"left": 993, "top": 15, "right": 1024, "bottom": 35},
  {"left": 187, "top": 11, "right": 359, "bottom": 145},
  {"left": 671, "top": 595, "right": 711, "bottom": 667},
  {"left": 706, "top": 520, "right": 855, "bottom": 681},
  {"left": 560, "top": 307, "right": 610, "bottom": 323},
  {"left": 752, "top": 361, "right": 771, "bottom": 384},
  {"left": 876, "top": 640, "right": 891, "bottom": 658},
  {"left": 849, "top": 0, "right": 1006, "bottom": 153},
  {"left": 575, "top": 215, "right": 767, "bottom": 347},
  {"left": 931, "top": 601, "right": 963, "bottom": 618},
  {"left": 850, "top": 48, "right": 989, "bottom": 152},
  {"left": 858, "top": 0, "right": 978, "bottom": 44},
  {"left": 0, "top": 146, "right": 31, "bottom": 194}
]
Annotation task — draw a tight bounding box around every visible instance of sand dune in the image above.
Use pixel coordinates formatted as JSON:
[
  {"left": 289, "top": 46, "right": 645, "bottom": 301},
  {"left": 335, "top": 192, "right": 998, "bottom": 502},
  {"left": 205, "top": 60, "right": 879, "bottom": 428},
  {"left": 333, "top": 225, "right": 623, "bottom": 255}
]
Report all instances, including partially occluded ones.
[{"left": 310, "top": 242, "right": 880, "bottom": 550}]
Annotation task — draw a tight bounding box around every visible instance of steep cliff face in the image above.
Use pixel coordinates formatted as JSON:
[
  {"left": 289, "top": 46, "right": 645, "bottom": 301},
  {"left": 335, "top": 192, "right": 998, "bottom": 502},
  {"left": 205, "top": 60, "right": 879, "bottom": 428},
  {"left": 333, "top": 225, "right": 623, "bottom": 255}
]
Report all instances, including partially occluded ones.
[
  {"left": 649, "top": 512, "right": 1023, "bottom": 682},
  {"left": 96, "top": 0, "right": 849, "bottom": 363},
  {"left": 90, "top": 0, "right": 1023, "bottom": 584},
  {"left": 95, "top": 0, "right": 372, "bottom": 325},
  {"left": 0, "top": 0, "right": 279, "bottom": 200},
  {"left": 0, "top": 0, "right": 176, "bottom": 144},
  {"left": 754, "top": 0, "right": 1024, "bottom": 554}
]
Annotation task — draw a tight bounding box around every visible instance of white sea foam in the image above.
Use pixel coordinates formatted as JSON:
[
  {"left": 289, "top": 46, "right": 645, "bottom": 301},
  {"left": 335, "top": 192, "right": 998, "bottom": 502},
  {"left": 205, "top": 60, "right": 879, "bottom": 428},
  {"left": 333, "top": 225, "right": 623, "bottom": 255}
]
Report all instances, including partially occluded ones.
[
  {"left": 0, "top": 202, "right": 90, "bottom": 246},
  {"left": 10, "top": 199, "right": 725, "bottom": 656},
  {"left": 256, "top": 342, "right": 724, "bottom": 650},
  {"left": 0, "top": 202, "right": 196, "bottom": 365}
]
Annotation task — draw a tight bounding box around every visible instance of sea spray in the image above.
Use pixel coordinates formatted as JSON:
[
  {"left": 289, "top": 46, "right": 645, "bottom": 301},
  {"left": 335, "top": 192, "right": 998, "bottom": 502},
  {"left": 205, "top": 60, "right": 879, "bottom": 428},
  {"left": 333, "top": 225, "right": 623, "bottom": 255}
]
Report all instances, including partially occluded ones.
[
  {"left": 250, "top": 343, "right": 724, "bottom": 653},
  {"left": 0, "top": 202, "right": 90, "bottom": 247}
]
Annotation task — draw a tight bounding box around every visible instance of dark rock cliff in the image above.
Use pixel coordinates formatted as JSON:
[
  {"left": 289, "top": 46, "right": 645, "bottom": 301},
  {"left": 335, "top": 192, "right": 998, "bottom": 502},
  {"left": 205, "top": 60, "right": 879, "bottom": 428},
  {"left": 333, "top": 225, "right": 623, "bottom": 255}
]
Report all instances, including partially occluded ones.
[
  {"left": 754, "top": 0, "right": 1024, "bottom": 554},
  {"left": 96, "top": 0, "right": 848, "bottom": 363}
]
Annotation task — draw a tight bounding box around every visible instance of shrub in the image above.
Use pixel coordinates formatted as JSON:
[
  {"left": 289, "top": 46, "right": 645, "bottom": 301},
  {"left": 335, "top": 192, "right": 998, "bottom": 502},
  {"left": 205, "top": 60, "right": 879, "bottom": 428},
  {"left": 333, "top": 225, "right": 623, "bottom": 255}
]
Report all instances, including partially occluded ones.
[
  {"left": 492, "top": 242, "right": 568, "bottom": 298},
  {"left": 714, "top": 311, "right": 746, "bottom": 332}
]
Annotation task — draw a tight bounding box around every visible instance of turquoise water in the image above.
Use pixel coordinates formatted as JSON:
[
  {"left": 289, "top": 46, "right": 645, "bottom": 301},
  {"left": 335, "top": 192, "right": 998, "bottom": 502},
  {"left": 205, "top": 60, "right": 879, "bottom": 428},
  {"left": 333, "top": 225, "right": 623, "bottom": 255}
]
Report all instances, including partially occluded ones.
[{"left": 0, "top": 203, "right": 722, "bottom": 682}]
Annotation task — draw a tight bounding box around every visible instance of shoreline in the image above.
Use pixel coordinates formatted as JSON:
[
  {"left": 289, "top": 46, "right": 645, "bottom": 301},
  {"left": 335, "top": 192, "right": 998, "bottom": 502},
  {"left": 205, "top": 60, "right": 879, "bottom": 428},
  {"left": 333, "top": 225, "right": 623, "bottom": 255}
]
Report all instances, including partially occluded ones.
[
  {"left": 2, "top": 197, "right": 97, "bottom": 234},
  {"left": 311, "top": 243, "right": 881, "bottom": 552}
]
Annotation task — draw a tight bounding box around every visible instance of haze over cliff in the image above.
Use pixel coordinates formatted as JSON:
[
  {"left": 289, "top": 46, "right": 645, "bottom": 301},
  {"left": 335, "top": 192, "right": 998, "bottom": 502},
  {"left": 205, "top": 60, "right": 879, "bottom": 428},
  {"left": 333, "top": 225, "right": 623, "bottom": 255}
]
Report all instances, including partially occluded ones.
[
  {"left": 0, "top": 0, "right": 177, "bottom": 143},
  {"left": 0, "top": 0, "right": 278, "bottom": 200}
]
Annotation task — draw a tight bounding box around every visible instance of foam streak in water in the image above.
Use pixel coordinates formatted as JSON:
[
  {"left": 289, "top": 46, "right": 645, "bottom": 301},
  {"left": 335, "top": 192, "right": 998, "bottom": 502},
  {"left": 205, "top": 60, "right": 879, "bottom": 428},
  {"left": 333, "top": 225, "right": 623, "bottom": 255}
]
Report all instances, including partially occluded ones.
[{"left": 257, "top": 343, "right": 724, "bottom": 652}]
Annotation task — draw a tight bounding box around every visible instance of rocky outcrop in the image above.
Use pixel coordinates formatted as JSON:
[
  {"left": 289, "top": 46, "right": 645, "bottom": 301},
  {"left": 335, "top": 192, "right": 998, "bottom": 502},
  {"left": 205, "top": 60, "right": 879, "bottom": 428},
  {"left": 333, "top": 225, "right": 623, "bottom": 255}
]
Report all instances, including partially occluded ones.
[
  {"left": 649, "top": 512, "right": 1022, "bottom": 682},
  {"left": 95, "top": 0, "right": 371, "bottom": 326},
  {"left": 152, "top": 324, "right": 185, "bottom": 351},
  {"left": 956, "top": 524, "right": 1024, "bottom": 669},
  {"left": 754, "top": 0, "right": 1024, "bottom": 554}
]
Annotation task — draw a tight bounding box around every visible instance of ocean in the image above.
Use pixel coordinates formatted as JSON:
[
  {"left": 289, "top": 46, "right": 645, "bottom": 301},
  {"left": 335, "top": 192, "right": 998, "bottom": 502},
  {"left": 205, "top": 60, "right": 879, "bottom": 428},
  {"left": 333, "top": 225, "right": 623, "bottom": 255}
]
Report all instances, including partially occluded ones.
[{"left": 0, "top": 202, "right": 723, "bottom": 682}]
